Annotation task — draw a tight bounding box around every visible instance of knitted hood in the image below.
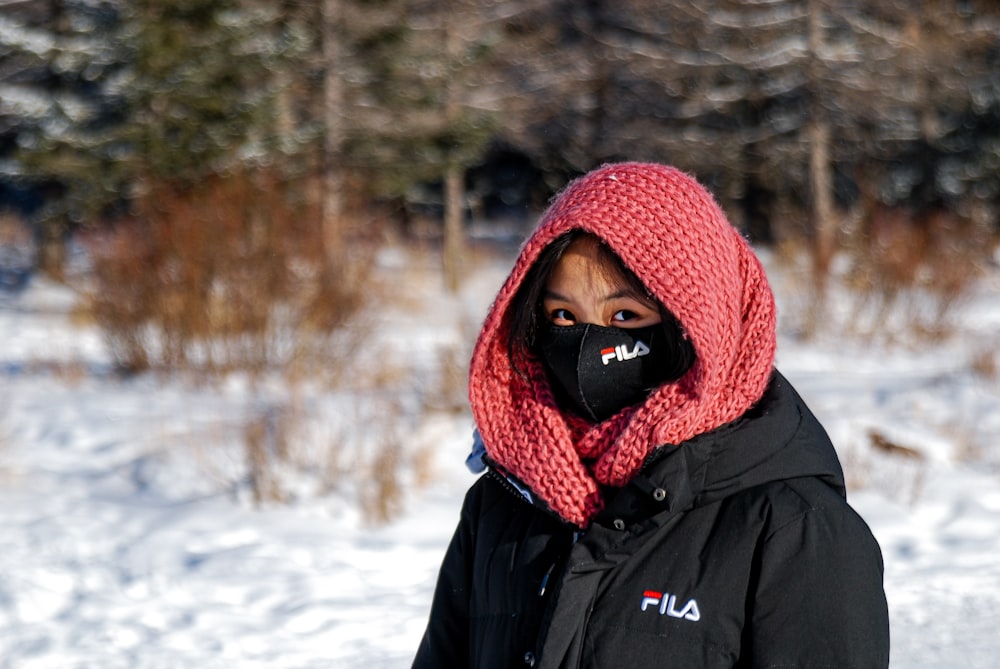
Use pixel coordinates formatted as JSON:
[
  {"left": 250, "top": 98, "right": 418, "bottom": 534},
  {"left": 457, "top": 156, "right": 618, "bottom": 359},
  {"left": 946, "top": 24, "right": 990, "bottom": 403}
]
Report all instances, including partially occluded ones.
[{"left": 468, "top": 162, "right": 777, "bottom": 528}]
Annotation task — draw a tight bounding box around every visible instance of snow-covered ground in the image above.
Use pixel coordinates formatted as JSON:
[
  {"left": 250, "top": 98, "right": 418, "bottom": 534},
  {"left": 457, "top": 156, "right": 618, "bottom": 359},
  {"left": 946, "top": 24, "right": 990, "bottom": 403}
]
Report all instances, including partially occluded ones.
[{"left": 1, "top": 242, "right": 999, "bottom": 668}]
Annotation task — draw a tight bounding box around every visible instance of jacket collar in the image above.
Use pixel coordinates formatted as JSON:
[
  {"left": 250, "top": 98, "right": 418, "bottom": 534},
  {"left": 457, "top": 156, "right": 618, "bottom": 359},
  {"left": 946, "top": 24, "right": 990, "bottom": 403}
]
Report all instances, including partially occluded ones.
[{"left": 592, "top": 371, "right": 845, "bottom": 530}]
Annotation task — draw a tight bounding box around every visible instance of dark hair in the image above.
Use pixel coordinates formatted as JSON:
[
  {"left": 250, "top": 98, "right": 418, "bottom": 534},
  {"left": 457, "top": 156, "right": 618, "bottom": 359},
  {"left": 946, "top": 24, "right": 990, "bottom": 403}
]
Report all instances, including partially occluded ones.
[{"left": 507, "top": 230, "right": 696, "bottom": 380}]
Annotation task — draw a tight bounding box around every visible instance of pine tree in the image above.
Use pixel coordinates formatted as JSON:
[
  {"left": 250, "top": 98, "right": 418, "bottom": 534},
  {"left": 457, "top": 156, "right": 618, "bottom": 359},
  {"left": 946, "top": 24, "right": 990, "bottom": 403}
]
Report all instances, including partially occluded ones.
[
  {"left": 332, "top": 0, "right": 498, "bottom": 290},
  {"left": 1, "top": 0, "right": 129, "bottom": 272},
  {"left": 12, "top": 0, "right": 301, "bottom": 230}
]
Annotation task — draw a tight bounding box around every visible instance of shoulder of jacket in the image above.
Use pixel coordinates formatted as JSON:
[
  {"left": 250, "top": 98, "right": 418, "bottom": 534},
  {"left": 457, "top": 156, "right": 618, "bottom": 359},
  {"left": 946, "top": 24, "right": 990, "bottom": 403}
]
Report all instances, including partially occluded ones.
[
  {"left": 460, "top": 467, "right": 532, "bottom": 516},
  {"left": 743, "top": 477, "right": 875, "bottom": 545}
]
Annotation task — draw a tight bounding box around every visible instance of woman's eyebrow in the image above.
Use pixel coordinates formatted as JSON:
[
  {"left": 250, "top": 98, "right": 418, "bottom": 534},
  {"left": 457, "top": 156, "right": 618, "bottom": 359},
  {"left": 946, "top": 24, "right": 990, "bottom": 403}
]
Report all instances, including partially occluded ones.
[
  {"left": 542, "top": 288, "right": 571, "bottom": 302},
  {"left": 605, "top": 288, "right": 640, "bottom": 301},
  {"left": 543, "top": 287, "right": 652, "bottom": 303}
]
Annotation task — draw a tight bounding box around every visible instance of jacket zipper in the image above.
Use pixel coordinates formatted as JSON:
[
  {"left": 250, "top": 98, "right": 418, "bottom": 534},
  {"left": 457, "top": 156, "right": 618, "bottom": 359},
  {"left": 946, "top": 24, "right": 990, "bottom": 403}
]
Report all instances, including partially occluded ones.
[
  {"left": 484, "top": 467, "right": 574, "bottom": 599},
  {"left": 485, "top": 466, "right": 535, "bottom": 505}
]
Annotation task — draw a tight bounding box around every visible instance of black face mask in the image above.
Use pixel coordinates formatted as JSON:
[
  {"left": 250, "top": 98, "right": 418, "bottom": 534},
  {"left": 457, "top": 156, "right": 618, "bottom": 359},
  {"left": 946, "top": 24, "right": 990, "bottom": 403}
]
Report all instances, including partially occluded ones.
[{"left": 536, "top": 321, "right": 693, "bottom": 423}]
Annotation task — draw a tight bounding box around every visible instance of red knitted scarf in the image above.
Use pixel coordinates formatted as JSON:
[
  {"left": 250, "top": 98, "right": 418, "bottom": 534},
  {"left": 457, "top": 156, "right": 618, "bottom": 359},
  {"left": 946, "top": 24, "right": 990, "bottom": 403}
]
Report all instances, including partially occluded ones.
[{"left": 468, "top": 163, "right": 777, "bottom": 528}]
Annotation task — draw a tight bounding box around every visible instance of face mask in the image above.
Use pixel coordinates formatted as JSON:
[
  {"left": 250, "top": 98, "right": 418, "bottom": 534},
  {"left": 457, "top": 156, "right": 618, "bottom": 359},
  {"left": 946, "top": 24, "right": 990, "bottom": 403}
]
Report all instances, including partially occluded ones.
[{"left": 536, "top": 322, "right": 691, "bottom": 423}]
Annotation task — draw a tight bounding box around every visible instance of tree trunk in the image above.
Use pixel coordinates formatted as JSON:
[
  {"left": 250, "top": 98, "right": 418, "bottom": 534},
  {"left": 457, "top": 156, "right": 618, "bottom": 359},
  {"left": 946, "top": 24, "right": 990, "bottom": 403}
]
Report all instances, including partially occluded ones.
[
  {"left": 809, "top": 119, "right": 836, "bottom": 290},
  {"left": 443, "top": 166, "right": 465, "bottom": 292},
  {"left": 806, "top": 0, "right": 836, "bottom": 335},
  {"left": 321, "top": 0, "right": 345, "bottom": 263},
  {"left": 38, "top": 223, "right": 66, "bottom": 281},
  {"left": 441, "top": 0, "right": 466, "bottom": 293}
]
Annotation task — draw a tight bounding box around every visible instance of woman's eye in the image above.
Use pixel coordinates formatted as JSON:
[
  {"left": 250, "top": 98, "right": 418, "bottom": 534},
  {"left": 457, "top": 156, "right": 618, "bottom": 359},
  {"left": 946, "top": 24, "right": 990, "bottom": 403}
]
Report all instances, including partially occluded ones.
[
  {"left": 613, "top": 309, "right": 639, "bottom": 322},
  {"left": 550, "top": 308, "right": 575, "bottom": 324}
]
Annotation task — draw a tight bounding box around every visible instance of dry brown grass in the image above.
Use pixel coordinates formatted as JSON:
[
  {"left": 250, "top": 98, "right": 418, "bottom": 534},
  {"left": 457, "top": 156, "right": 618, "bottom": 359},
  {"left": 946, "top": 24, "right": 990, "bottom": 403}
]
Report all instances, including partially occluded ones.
[
  {"left": 74, "top": 167, "right": 446, "bottom": 521},
  {"left": 844, "top": 202, "right": 993, "bottom": 344},
  {"left": 80, "top": 168, "right": 372, "bottom": 377},
  {"left": 166, "top": 336, "right": 442, "bottom": 524},
  {"left": 845, "top": 429, "right": 929, "bottom": 507},
  {"left": 72, "top": 176, "right": 500, "bottom": 523},
  {"left": 969, "top": 344, "right": 998, "bottom": 380},
  {"left": 357, "top": 390, "right": 408, "bottom": 524},
  {"left": 774, "top": 176, "right": 996, "bottom": 345},
  {"left": 868, "top": 429, "right": 926, "bottom": 462},
  {"left": 243, "top": 404, "right": 292, "bottom": 505}
]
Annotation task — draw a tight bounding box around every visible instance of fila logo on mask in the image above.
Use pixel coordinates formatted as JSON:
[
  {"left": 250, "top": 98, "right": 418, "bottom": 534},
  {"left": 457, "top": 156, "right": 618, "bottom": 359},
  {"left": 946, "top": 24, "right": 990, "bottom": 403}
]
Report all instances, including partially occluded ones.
[
  {"left": 640, "top": 590, "right": 701, "bottom": 622},
  {"left": 600, "top": 341, "right": 650, "bottom": 365}
]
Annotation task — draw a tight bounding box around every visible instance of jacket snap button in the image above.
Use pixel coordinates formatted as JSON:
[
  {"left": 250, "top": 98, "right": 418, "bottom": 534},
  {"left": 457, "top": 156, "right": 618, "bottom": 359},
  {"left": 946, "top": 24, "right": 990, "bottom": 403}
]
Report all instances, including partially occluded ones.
[
  {"left": 652, "top": 487, "right": 667, "bottom": 501},
  {"left": 613, "top": 518, "right": 626, "bottom": 531},
  {"left": 523, "top": 651, "right": 536, "bottom": 666}
]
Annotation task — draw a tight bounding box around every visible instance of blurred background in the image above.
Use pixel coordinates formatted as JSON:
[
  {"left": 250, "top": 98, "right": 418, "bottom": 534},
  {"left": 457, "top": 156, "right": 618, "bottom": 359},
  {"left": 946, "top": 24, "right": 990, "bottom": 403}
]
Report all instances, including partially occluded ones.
[
  {"left": 0, "top": 0, "right": 999, "bottom": 516},
  {"left": 2, "top": 5, "right": 1000, "bottom": 665}
]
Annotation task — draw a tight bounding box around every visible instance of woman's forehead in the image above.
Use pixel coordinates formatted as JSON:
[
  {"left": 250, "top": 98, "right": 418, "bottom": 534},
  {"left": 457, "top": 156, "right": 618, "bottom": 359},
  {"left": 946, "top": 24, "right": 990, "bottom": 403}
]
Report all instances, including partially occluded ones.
[{"left": 545, "top": 236, "right": 655, "bottom": 304}]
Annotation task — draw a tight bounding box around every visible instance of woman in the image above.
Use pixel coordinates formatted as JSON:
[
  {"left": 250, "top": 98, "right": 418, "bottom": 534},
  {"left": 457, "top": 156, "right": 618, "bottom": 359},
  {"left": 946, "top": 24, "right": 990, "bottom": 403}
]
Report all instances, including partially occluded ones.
[{"left": 413, "top": 162, "right": 889, "bottom": 668}]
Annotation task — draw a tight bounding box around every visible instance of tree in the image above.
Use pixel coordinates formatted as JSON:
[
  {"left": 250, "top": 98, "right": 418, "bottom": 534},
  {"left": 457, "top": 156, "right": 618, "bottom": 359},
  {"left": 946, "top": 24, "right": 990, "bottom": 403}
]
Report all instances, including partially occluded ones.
[
  {"left": 0, "top": 0, "right": 128, "bottom": 274},
  {"left": 321, "top": 0, "right": 346, "bottom": 260},
  {"left": 487, "top": 0, "right": 819, "bottom": 221},
  {"left": 10, "top": 0, "right": 306, "bottom": 227},
  {"left": 331, "top": 0, "right": 498, "bottom": 291},
  {"left": 839, "top": 1, "right": 1000, "bottom": 211},
  {"left": 492, "top": 1, "right": 998, "bottom": 242}
]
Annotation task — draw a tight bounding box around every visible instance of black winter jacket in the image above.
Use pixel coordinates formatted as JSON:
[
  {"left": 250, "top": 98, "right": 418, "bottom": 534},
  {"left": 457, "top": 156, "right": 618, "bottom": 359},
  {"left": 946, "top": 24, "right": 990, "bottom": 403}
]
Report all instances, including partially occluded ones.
[{"left": 413, "top": 372, "right": 890, "bottom": 668}]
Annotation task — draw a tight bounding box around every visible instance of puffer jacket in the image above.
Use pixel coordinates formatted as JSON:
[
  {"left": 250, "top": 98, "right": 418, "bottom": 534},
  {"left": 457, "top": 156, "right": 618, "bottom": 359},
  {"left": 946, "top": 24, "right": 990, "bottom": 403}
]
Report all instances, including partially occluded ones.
[{"left": 412, "top": 372, "right": 890, "bottom": 668}]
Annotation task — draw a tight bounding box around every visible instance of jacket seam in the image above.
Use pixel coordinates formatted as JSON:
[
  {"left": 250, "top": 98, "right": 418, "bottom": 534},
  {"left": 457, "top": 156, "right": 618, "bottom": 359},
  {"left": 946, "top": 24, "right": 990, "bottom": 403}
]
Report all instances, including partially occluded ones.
[{"left": 760, "top": 480, "right": 833, "bottom": 542}]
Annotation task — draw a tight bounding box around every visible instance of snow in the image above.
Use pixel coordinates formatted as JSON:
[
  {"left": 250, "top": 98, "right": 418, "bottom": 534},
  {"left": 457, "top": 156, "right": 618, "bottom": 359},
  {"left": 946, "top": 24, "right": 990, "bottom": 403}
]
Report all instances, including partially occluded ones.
[
  {"left": 2, "top": 242, "right": 1000, "bottom": 667},
  {"left": 0, "top": 84, "right": 54, "bottom": 120},
  {"left": 0, "top": 16, "right": 54, "bottom": 59}
]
